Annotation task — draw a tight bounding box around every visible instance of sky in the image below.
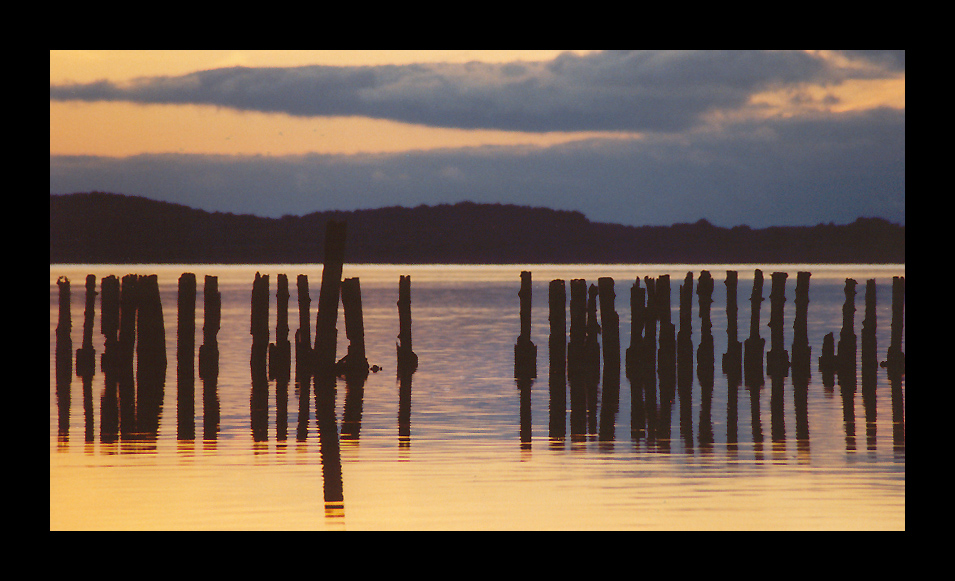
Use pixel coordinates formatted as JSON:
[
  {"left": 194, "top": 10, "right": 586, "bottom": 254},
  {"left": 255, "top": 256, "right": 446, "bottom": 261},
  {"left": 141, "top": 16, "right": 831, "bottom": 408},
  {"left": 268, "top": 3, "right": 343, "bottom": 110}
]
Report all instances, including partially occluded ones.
[{"left": 50, "top": 50, "right": 905, "bottom": 228}]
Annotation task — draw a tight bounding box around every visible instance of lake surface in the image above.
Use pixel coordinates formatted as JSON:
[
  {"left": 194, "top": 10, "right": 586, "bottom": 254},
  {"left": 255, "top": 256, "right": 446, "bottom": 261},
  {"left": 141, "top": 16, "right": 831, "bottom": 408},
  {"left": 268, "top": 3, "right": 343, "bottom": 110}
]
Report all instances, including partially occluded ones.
[{"left": 50, "top": 264, "right": 904, "bottom": 530}]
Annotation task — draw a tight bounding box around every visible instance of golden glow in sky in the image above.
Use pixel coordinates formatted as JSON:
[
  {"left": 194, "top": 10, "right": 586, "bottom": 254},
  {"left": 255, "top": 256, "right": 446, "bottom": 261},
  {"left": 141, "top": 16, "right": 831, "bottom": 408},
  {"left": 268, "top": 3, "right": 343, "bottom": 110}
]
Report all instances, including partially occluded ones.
[
  {"left": 51, "top": 50, "right": 627, "bottom": 157},
  {"left": 50, "top": 50, "right": 904, "bottom": 158}
]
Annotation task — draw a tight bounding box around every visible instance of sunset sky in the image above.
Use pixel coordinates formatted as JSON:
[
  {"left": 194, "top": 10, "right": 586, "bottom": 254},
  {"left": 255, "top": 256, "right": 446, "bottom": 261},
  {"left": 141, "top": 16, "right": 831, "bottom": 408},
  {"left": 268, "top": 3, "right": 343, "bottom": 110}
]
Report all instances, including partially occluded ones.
[{"left": 50, "top": 50, "right": 905, "bottom": 227}]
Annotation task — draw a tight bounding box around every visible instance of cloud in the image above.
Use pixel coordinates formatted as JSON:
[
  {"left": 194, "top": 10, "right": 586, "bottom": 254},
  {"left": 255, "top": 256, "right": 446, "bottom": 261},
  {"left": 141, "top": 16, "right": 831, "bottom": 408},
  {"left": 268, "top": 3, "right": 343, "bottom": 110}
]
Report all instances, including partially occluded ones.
[
  {"left": 50, "top": 107, "right": 904, "bottom": 228},
  {"left": 49, "top": 50, "right": 896, "bottom": 133}
]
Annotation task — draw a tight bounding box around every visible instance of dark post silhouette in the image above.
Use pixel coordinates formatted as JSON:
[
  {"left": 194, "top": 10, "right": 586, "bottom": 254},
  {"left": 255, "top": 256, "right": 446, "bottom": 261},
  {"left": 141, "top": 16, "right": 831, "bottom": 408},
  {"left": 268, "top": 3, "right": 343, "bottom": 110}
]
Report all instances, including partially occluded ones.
[
  {"left": 882, "top": 276, "right": 905, "bottom": 376},
  {"left": 117, "top": 274, "right": 137, "bottom": 438},
  {"left": 585, "top": 283, "right": 601, "bottom": 434},
  {"left": 514, "top": 271, "right": 537, "bottom": 379},
  {"left": 339, "top": 277, "right": 370, "bottom": 379},
  {"left": 791, "top": 272, "right": 811, "bottom": 381},
  {"left": 677, "top": 272, "right": 694, "bottom": 449},
  {"left": 657, "top": 275, "right": 675, "bottom": 399},
  {"left": 99, "top": 275, "right": 120, "bottom": 442},
  {"left": 677, "top": 271, "right": 694, "bottom": 388},
  {"left": 548, "top": 279, "right": 567, "bottom": 440},
  {"left": 135, "top": 274, "right": 166, "bottom": 440},
  {"left": 269, "top": 273, "right": 291, "bottom": 383},
  {"left": 295, "top": 274, "right": 312, "bottom": 381},
  {"left": 837, "top": 278, "right": 858, "bottom": 449},
  {"left": 199, "top": 275, "right": 220, "bottom": 440},
  {"left": 642, "top": 276, "right": 659, "bottom": 441},
  {"left": 744, "top": 269, "right": 765, "bottom": 384},
  {"left": 313, "top": 220, "right": 347, "bottom": 513},
  {"left": 568, "top": 279, "right": 588, "bottom": 438},
  {"left": 697, "top": 270, "right": 715, "bottom": 449},
  {"left": 55, "top": 276, "right": 72, "bottom": 440},
  {"left": 313, "top": 220, "right": 347, "bottom": 387},
  {"left": 626, "top": 278, "right": 647, "bottom": 440},
  {"left": 792, "top": 272, "right": 811, "bottom": 442},
  {"left": 861, "top": 279, "right": 878, "bottom": 449},
  {"left": 598, "top": 277, "right": 620, "bottom": 441},
  {"left": 722, "top": 270, "right": 742, "bottom": 380},
  {"left": 250, "top": 272, "right": 269, "bottom": 442},
  {"left": 77, "top": 274, "right": 97, "bottom": 441},
  {"left": 766, "top": 272, "right": 788, "bottom": 442},
  {"left": 396, "top": 275, "right": 418, "bottom": 375},
  {"left": 766, "top": 272, "right": 790, "bottom": 378},
  {"left": 177, "top": 273, "right": 196, "bottom": 441}
]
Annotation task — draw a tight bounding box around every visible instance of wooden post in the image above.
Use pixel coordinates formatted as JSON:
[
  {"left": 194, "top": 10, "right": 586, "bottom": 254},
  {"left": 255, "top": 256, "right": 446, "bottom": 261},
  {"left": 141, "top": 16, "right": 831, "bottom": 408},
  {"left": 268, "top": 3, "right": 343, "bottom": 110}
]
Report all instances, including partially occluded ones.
[
  {"left": 882, "top": 276, "right": 905, "bottom": 377},
  {"left": 677, "top": 272, "right": 694, "bottom": 449},
  {"left": 514, "top": 271, "right": 537, "bottom": 379},
  {"left": 250, "top": 272, "right": 269, "bottom": 442},
  {"left": 766, "top": 272, "right": 790, "bottom": 377},
  {"left": 118, "top": 274, "right": 137, "bottom": 437},
  {"left": 643, "top": 276, "right": 659, "bottom": 441},
  {"left": 314, "top": 220, "right": 347, "bottom": 386},
  {"left": 568, "top": 278, "right": 587, "bottom": 438},
  {"left": 339, "top": 276, "right": 370, "bottom": 379},
  {"left": 656, "top": 275, "right": 675, "bottom": 401},
  {"left": 135, "top": 274, "right": 166, "bottom": 439},
  {"left": 861, "top": 279, "right": 878, "bottom": 449},
  {"left": 269, "top": 273, "right": 291, "bottom": 383},
  {"left": 548, "top": 279, "right": 566, "bottom": 439},
  {"left": 397, "top": 275, "right": 418, "bottom": 375},
  {"left": 743, "top": 269, "right": 765, "bottom": 387},
  {"left": 55, "top": 276, "right": 72, "bottom": 439},
  {"left": 199, "top": 275, "right": 220, "bottom": 440},
  {"left": 598, "top": 277, "right": 620, "bottom": 441},
  {"left": 837, "top": 278, "right": 858, "bottom": 386},
  {"left": 697, "top": 270, "right": 715, "bottom": 449},
  {"left": 585, "top": 283, "right": 601, "bottom": 433},
  {"left": 99, "top": 275, "right": 120, "bottom": 442},
  {"left": 626, "top": 278, "right": 647, "bottom": 440},
  {"left": 791, "top": 272, "right": 811, "bottom": 382},
  {"left": 722, "top": 270, "right": 742, "bottom": 379},
  {"left": 177, "top": 273, "right": 196, "bottom": 440},
  {"left": 295, "top": 274, "right": 312, "bottom": 381}
]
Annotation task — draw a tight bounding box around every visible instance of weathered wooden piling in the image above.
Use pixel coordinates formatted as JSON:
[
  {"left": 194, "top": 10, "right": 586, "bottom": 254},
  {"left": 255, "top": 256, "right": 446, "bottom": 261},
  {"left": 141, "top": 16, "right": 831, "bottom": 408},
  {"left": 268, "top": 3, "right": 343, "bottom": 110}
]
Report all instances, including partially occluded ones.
[
  {"left": 568, "top": 279, "right": 588, "bottom": 438},
  {"left": 882, "top": 276, "right": 905, "bottom": 376},
  {"left": 548, "top": 279, "right": 567, "bottom": 439},
  {"left": 396, "top": 275, "right": 418, "bottom": 375},
  {"left": 677, "top": 272, "right": 694, "bottom": 448},
  {"left": 697, "top": 271, "right": 715, "bottom": 449},
  {"left": 860, "top": 279, "right": 878, "bottom": 449},
  {"left": 99, "top": 275, "right": 120, "bottom": 442},
  {"left": 791, "top": 272, "right": 811, "bottom": 382},
  {"left": 766, "top": 272, "right": 790, "bottom": 377},
  {"left": 250, "top": 272, "right": 270, "bottom": 441},
  {"left": 314, "top": 220, "right": 347, "bottom": 386},
  {"left": 56, "top": 276, "right": 72, "bottom": 386},
  {"left": 642, "top": 276, "right": 659, "bottom": 441},
  {"left": 585, "top": 283, "right": 601, "bottom": 433},
  {"left": 743, "top": 269, "right": 765, "bottom": 386},
  {"left": 269, "top": 273, "right": 291, "bottom": 383},
  {"left": 626, "top": 278, "right": 647, "bottom": 439},
  {"left": 251, "top": 273, "right": 270, "bottom": 374},
  {"left": 76, "top": 274, "right": 97, "bottom": 380},
  {"left": 117, "top": 274, "right": 138, "bottom": 437},
  {"left": 514, "top": 271, "right": 537, "bottom": 379},
  {"left": 199, "top": 275, "right": 220, "bottom": 440},
  {"left": 135, "top": 274, "right": 166, "bottom": 439},
  {"left": 722, "top": 271, "right": 742, "bottom": 379},
  {"left": 177, "top": 273, "right": 196, "bottom": 440},
  {"left": 295, "top": 274, "right": 312, "bottom": 380},
  {"left": 656, "top": 275, "right": 675, "bottom": 401},
  {"left": 837, "top": 278, "right": 858, "bottom": 386},
  {"left": 339, "top": 277, "right": 370, "bottom": 379},
  {"left": 55, "top": 276, "right": 72, "bottom": 439},
  {"left": 598, "top": 277, "right": 620, "bottom": 441}
]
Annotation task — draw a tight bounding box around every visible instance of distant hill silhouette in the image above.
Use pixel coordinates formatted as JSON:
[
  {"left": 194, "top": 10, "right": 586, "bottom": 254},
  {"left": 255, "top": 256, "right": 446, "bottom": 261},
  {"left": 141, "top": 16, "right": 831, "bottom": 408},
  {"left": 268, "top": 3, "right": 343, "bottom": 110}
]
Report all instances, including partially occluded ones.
[{"left": 50, "top": 192, "right": 904, "bottom": 264}]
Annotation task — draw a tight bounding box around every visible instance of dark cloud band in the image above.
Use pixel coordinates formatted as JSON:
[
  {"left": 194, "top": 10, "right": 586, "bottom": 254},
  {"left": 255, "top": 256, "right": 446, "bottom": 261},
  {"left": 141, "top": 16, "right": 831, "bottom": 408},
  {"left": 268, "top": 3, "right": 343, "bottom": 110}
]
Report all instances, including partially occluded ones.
[{"left": 50, "top": 50, "right": 896, "bottom": 133}]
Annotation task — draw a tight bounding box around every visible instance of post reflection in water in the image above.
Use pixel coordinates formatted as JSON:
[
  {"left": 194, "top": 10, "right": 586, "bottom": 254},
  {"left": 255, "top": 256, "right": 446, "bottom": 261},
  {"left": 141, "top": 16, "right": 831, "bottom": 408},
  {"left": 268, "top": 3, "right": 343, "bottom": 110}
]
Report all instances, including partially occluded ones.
[{"left": 51, "top": 264, "right": 904, "bottom": 530}]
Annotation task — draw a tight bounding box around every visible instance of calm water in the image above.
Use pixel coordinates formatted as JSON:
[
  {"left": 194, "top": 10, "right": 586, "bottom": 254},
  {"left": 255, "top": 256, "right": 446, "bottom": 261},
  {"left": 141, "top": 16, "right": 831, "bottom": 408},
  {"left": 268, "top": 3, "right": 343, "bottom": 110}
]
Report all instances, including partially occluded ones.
[{"left": 50, "top": 264, "right": 904, "bottom": 530}]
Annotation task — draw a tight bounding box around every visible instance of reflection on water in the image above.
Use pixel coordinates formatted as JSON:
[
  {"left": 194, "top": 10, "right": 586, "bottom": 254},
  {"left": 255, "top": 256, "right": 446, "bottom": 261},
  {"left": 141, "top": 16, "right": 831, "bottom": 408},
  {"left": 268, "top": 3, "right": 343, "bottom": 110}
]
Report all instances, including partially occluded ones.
[{"left": 51, "top": 264, "right": 903, "bottom": 530}]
